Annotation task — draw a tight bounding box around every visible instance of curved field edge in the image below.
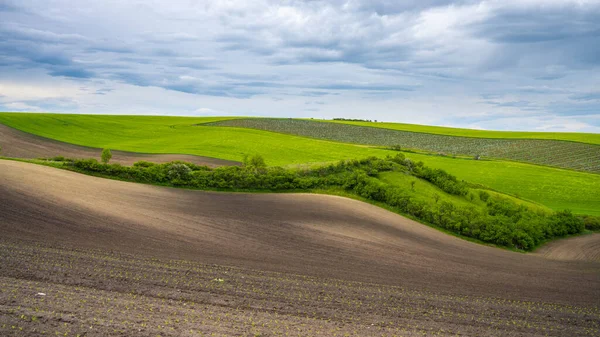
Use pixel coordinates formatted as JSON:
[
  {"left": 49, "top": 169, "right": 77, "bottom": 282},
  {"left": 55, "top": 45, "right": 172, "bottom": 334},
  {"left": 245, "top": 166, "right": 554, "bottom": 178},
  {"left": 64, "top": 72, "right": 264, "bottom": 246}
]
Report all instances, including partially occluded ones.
[
  {"left": 0, "top": 113, "right": 598, "bottom": 216},
  {"left": 207, "top": 118, "right": 600, "bottom": 173},
  {"left": 0, "top": 157, "right": 523, "bottom": 253},
  {"left": 318, "top": 118, "right": 600, "bottom": 144},
  {"left": 4, "top": 156, "right": 597, "bottom": 254},
  {"left": 533, "top": 232, "right": 600, "bottom": 262}
]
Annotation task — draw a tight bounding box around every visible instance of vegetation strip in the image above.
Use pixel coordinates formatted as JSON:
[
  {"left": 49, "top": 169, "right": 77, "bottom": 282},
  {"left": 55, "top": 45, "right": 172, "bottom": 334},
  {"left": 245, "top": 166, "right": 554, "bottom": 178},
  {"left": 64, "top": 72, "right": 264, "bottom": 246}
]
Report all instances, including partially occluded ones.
[
  {"left": 207, "top": 118, "right": 600, "bottom": 173},
  {"left": 39, "top": 154, "right": 599, "bottom": 251}
]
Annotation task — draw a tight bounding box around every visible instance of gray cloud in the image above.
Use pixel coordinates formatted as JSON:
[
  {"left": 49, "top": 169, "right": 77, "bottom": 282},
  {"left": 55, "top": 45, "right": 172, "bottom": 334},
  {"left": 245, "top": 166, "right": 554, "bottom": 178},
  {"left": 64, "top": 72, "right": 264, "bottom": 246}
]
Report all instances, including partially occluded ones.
[{"left": 0, "top": 0, "right": 598, "bottom": 131}]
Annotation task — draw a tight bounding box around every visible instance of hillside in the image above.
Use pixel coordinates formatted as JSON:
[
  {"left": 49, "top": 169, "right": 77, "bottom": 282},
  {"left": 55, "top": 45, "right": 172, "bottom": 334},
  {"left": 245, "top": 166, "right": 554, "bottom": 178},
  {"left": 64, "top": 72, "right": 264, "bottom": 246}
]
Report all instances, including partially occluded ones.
[
  {"left": 324, "top": 119, "right": 600, "bottom": 144},
  {"left": 1, "top": 113, "right": 598, "bottom": 215},
  {"left": 208, "top": 118, "right": 600, "bottom": 173},
  {"left": 2, "top": 160, "right": 599, "bottom": 336}
]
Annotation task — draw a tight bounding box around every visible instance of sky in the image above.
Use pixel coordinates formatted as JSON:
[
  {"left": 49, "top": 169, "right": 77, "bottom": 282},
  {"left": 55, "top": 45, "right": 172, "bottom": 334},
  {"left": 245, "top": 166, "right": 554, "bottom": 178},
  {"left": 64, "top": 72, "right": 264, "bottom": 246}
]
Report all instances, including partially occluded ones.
[{"left": 0, "top": 0, "right": 599, "bottom": 132}]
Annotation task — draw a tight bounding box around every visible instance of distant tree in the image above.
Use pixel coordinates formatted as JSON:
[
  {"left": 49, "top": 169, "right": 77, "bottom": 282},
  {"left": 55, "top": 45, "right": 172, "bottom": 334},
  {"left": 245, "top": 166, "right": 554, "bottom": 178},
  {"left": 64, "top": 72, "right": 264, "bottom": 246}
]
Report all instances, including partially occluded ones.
[
  {"left": 433, "top": 193, "right": 440, "bottom": 203},
  {"left": 101, "top": 148, "right": 112, "bottom": 164},
  {"left": 410, "top": 180, "right": 416, "bottom": 191},
  {"left": 249, "top": 155, "right": 266, "bottom": 169},
  {"left": 243, "top": 154, "right": 267, "bottom": 172}
]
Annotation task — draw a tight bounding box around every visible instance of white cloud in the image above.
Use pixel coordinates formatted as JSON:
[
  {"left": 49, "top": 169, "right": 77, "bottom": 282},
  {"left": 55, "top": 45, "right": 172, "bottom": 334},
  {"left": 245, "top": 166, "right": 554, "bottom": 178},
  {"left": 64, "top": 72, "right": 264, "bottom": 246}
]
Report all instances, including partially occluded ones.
[{"left": 3, "top": 101, "right": 43, "bottom": 111}]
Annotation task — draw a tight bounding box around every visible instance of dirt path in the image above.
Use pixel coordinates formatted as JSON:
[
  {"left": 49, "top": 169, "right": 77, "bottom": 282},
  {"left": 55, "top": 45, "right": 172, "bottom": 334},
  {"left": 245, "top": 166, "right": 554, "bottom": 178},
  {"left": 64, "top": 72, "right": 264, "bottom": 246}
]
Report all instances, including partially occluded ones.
[
  {"left": 535, "top": 233, "right": 600, "bottom": 262},
  {"left": 0, "top": 123, "right": 239, "bottom": 167}
]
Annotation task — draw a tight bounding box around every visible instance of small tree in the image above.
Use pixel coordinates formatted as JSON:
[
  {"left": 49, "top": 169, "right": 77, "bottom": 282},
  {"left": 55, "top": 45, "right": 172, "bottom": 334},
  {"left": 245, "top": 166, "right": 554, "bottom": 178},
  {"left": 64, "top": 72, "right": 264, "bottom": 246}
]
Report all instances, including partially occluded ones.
[
  {"left": 433, "top": 193, "right": 440, "bottom": 203},
  {"left": 101, "top": 148, "right": 112, "bottom": 164},
  {"left": 410, "top": 180, "right": 416, "bottom": 191},
  {"left": 243, "top": 154, "right": 267, "bottom": 173},
  {"left": 249, "top": 154, "right": 266, "bottom": 169}
]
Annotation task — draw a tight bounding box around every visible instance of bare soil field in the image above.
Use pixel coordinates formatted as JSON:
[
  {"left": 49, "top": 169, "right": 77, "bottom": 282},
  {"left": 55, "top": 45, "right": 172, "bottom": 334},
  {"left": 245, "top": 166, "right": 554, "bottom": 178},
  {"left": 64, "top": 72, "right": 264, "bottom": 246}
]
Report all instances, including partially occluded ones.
[
  {"left": 535, "top": 233, "right": 600, "bottom": 262},
  {"left": 1, "top": 160, "right": 599, "bottom": 336},
  {"left": 0, "top": 123, "right": 239, "bottom": 167}
]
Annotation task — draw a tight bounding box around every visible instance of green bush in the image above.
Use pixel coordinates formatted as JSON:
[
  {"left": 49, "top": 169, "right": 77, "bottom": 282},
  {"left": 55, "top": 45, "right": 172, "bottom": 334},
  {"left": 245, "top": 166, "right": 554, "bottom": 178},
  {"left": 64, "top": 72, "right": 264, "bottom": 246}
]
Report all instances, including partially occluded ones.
[
  {"left": 582, "top": 216, "right": 600, "bottom": 231},
  {"left": 168, "top": 163, "right": 192, "bottom": 184},
  {"left": 479, "top": 190, "right": 490, "bottom": 202},
  {"left": 101, "top": 148, "right": 112, "bottom": 164}
]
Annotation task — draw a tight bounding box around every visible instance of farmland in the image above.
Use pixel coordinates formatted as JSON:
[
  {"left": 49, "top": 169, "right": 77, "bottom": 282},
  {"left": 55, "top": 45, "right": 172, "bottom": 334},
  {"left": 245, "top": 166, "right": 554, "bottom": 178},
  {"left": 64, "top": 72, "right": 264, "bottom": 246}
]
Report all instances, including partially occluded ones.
[
  {"left": 1, "top": 160, "right": 599, "bottom": 336},
  {"left": 2, "top": 2, "right": 599, "bottom": 336},
  {"left": 324, "top": 119, "right": 600, "bottom": 144},
  {"left": 208, "top": 118, "right": 600, "bottom": 173},
  {"left": 1, "top": 113, "right": 599, "bottom": 215}
]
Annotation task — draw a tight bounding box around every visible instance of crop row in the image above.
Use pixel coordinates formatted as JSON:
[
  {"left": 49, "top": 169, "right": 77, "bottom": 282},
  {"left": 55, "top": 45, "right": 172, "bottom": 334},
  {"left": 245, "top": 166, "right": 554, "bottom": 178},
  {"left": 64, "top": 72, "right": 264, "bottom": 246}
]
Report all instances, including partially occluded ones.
[
  {"left": 1, "top": 241, "right": 598, "bottom": 336},
  {"left": 207, "top": 119, "right": 600, "bottom": 173}
]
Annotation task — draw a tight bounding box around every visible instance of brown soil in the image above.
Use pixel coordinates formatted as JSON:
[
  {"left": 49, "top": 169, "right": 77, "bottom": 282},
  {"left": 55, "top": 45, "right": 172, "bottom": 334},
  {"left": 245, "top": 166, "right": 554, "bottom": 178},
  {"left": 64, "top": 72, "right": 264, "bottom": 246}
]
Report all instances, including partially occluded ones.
[
  {"left": 0, "top": 123, "right": 240, "bottom": 167},
  {"left": 1, "top": 160, "right": 599, "bottom": 336},
  {"left": 535, "top": 233, "right": 600, "bottom": 262}
]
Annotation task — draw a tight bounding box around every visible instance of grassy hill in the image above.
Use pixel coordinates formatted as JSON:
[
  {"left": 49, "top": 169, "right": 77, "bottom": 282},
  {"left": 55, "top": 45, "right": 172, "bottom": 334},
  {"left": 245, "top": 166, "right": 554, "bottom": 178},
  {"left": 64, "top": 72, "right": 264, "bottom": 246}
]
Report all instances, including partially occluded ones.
[
  {"left": 0, "top": 112, "right": 598, "bottom": 215},
  {"left": 207, "top": 119, "right": 600, "bottom": 173}
]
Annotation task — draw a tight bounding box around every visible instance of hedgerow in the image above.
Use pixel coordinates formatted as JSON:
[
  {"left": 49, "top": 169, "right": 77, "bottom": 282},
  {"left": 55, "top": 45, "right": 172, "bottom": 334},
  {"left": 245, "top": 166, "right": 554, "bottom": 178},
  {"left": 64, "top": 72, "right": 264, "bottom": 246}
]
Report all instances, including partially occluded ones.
[{"left": 66, "top": 154, "right": 589, "bottom": 251}]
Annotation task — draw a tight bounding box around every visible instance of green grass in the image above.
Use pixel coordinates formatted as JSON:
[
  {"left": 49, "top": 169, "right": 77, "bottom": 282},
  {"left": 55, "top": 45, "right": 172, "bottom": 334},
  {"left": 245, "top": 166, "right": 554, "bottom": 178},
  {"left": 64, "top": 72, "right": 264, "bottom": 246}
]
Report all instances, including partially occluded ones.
[
  {"left": 378, "top": 171, "right": 551, "bottom": 214},
  {"left": 1, "top": 112, "right": 598, "bottom": 215},
  {"left": 208, "top": 118, "right": 600, "bottom": 173},
  {"left": 322, "top": 119, "right": 600, "bottom": 144},
  {"left": 0, "top": 112, "right": 391, "bottom": 165},
  {"left": 403, "top": 153, "right": 600, "bottom": 216}
]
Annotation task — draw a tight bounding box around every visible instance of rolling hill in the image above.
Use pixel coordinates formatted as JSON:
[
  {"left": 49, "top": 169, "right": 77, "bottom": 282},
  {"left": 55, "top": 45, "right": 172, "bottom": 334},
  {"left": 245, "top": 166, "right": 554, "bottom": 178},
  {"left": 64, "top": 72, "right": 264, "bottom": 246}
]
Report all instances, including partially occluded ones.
[{"left": 1, "top": 113, "right": 598, "bottom": 215}]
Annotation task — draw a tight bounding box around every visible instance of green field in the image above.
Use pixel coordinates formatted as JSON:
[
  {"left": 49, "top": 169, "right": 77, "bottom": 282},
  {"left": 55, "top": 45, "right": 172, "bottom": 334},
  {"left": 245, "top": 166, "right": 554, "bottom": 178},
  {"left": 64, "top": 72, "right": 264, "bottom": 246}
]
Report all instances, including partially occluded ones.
[
  {"left": 323, "top": 119, "right": 600, "bottom": 144},
  {"left": 1, "top": 112, "right": 599, "bottom": 215},
  {"left": 379, "top": 171, "right": 551, "bottom": 214},
  {"left": 402, "top": 153, "right": 600, "bottom": 216},
  {"left": 0, "top": 113, "right": 391, "bottom": 165},
  {"left": 208, "top": 119, "right": 600, "bottom": 173}
]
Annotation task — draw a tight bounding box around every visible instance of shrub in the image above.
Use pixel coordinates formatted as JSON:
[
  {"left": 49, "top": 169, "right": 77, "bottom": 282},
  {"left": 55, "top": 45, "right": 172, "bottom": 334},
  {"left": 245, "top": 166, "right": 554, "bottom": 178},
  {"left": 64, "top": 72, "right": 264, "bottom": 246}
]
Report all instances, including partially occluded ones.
[
  {"left": 479, "top": 190, "right": 490, "bottom": 202},
  {"left": 243, "top": 154, "right": 267, "bottom": 172},
  {"left": 387, "top": 153, "right": 405, "bottom": 164},
  {"left": 414, "top": 166, "right": 468, "bottom": 196},
  {"left": 167, "top": 163, "right": 192, "bottom": 184},
  {"left": 133, "top": 161, "right": 156, "bottom": 168},
  {"left": 583, "top": 216, "right": 600, "bottom": 231},
  {"left": 101, "top": 148, "right": 112, "bottom": 164}
]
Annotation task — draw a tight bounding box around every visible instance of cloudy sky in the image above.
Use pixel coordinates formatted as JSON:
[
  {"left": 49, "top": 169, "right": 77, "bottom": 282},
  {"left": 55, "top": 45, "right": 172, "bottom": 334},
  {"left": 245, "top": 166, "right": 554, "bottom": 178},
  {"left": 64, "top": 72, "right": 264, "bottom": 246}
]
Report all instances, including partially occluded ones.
[{"left": 1, "top": 0, "right": 599, "bottom": 131}]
